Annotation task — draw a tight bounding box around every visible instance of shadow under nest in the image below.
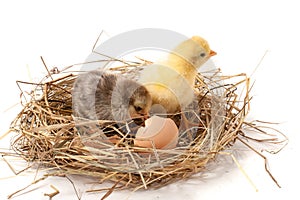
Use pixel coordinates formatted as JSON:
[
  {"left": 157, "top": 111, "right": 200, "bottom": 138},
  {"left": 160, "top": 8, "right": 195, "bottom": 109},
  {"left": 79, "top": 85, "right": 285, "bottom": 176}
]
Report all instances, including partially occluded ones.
[{"left": 9, "top": 62, "right": 271, "bottom": 192}]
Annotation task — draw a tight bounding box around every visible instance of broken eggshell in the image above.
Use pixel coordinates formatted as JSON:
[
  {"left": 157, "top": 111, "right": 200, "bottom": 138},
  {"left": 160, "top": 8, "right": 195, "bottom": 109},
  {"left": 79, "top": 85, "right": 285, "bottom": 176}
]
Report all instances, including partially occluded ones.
[{"left": 134, "top": 116, "right": 179, "bottom": 149}]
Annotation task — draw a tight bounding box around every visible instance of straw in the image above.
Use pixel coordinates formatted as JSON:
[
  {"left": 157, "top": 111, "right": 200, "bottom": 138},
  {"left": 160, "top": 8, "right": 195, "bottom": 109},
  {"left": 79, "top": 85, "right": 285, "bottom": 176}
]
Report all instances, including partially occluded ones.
[{"left": 2, "top": 58, "right": 287, "bottom": 199}]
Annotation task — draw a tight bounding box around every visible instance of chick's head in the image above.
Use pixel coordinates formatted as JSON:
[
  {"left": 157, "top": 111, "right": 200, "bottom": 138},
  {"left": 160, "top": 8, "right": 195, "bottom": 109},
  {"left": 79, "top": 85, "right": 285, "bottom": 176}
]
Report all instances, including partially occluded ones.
[
  {"left": 173, "top": 36, "right": 216, "bottom": 69},
  {"left": 111, "top": 78, "right": 152, "bottom": 122},
  {"left": 128, "top": 85, "right": 152, "bottom": 120}
]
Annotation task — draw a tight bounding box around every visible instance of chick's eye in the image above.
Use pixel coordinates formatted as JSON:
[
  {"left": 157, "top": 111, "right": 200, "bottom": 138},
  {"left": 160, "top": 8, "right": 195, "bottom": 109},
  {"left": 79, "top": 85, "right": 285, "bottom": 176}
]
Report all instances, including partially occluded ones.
[
  {"left": 134, "top": 106, "right": 143, "bottom": 112},
  {"left": 200, "top": 53, "right": 206, "bottom": 57}
]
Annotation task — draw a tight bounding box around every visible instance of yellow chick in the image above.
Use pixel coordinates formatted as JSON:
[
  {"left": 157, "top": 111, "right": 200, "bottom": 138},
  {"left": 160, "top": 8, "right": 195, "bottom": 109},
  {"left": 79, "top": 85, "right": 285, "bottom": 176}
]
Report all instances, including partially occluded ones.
[{"left": 138, "top": 36, "right": 216, "bottom": 114}]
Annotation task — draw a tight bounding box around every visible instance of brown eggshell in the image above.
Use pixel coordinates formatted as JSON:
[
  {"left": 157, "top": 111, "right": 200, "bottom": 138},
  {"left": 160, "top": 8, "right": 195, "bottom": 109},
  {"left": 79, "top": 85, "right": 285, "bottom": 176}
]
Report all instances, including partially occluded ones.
[{"left": 134, "top": 116, "right": 178, "bottom": 149}]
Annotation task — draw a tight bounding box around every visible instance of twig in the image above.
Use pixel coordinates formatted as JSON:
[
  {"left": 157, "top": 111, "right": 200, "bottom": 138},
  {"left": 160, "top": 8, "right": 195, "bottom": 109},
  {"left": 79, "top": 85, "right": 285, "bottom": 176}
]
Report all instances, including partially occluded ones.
[
  {"left": 40, "top": 56, "right": 53, "bottom": 80},
  {"left": 126, "top": 146, "right": 147, "bottom": 189},
  {"left": 2, "top": 155, "right": 31, "bottom": 175},
  {"left": 218, "top": 151, "right": 258, "bottom": 192},
  {"left": 92, "top": 30, "right": 104, "bottom": 52},
  {"left": 0, "top": 129, "right": 13, "bottom": 140},
  {"left": 44, "top": 185, "right": 60, "bottom": 199},
  {"left": 237, "top": 137, "right": 281, "bottom": 188},
  {"left": 7, "top": 174, "right": 50, "bottom": 199},
  {"left": 100, "top": 175, "right": 126, "bottom": 200},
  {"left": 65, "top": 175, "right": 81, "bottom": 200},
  {"left": 250, "top": 50, "right": 269, "bottom": 78}
]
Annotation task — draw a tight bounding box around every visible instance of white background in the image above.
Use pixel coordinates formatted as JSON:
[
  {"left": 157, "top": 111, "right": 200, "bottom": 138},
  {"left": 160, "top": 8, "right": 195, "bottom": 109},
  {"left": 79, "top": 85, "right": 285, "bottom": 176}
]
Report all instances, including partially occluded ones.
[{"left": 0, "top": 0, "right": 299, "bottom": 199}]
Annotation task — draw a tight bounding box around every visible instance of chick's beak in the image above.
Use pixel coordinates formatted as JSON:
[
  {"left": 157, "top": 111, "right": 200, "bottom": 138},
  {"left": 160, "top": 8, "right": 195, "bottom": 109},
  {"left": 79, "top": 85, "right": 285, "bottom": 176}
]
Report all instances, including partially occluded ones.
[
  {"left": 141, "top": 113, "right": 150, "bottom": 120},
  {"left": 209, "top": 50, "right": 217, "bottom": 57},
  {"left": 132, "top": 112, "right": 150, "bottom": 120}
]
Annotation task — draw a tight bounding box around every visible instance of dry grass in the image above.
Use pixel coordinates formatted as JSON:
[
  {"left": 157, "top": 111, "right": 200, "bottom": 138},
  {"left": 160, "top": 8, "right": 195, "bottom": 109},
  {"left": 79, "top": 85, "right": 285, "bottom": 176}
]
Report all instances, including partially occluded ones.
[{"left": 2, "top": 58, "right": 287, "bottom": 199}]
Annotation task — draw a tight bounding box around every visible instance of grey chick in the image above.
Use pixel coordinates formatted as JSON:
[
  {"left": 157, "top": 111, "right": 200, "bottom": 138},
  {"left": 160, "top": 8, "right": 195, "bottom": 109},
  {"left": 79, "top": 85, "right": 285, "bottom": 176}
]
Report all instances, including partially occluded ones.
[{"left": 72, "top": 70, "right": 152, "bottom": 123}]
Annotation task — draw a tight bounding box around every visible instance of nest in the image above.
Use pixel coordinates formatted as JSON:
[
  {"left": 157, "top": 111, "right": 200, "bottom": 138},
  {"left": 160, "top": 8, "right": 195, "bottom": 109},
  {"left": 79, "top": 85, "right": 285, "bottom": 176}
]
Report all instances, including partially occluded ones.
[{"left": 7, "top": 58, "right": 286, "bottom": 198}]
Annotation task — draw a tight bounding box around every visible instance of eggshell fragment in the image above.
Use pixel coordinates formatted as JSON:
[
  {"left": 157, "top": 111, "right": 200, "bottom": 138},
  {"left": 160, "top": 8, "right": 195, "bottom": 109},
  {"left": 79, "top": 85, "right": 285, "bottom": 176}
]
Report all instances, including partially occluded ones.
[{"left": 134, "top": 116, "right": 178, "bottom": 149}]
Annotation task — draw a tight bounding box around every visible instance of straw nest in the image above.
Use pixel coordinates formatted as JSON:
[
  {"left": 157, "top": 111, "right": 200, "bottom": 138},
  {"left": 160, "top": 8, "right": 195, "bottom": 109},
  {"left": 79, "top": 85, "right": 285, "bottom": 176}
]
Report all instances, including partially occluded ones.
[{"left": 8, "top": 58, "right": 285, "bottom": 196}]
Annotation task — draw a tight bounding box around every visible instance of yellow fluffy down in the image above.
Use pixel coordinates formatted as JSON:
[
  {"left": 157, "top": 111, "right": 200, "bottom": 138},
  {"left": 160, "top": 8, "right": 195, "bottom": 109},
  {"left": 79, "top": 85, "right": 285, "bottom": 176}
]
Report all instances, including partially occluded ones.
[{"left": 138, "top": 36, "right": 215, "bottom": 113}]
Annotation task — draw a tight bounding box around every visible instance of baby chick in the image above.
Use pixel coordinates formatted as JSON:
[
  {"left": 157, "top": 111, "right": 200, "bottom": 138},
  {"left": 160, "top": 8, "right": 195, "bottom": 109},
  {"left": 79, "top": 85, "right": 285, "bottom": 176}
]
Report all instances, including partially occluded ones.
[
  {"left": 72, "top": 70, "right": 152, "bottom": 122},
  {"left": 139, "top": 36, "right": 216, "bottom": 114}
]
